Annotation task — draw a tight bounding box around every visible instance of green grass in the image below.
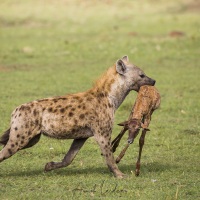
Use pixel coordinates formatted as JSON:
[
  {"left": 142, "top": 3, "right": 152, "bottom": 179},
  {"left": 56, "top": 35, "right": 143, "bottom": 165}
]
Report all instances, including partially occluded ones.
[{"left": 0, "top": 0, "right": 199, "bottom": 199}]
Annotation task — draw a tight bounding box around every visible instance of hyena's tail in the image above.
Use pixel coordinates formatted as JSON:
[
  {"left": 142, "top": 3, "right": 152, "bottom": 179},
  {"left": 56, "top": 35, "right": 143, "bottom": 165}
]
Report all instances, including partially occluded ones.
[{"left": 0, "top": 128, "right": 10, "bottom": 146}]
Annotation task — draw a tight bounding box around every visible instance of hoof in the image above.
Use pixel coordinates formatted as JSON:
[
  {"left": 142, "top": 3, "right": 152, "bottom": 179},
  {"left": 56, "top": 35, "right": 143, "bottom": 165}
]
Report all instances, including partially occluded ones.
[
  {"left": 116, "top": 157, "right": 121, "bottom": 163},
  {"left": 135, "top": 170, "right": 140, "bottom": 176}
]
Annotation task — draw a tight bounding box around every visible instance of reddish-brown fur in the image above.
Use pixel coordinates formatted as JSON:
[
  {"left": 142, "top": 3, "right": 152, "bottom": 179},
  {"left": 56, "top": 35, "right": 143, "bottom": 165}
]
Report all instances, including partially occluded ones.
[{"left": 112, "top": 85, "right": 161, "bottom": 176}]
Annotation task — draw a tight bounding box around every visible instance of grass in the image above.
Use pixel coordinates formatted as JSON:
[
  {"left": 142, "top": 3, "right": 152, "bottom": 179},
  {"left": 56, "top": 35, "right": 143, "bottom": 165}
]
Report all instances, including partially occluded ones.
[{"left": 0, "top": 0, "right": 199, "bottom": 199}]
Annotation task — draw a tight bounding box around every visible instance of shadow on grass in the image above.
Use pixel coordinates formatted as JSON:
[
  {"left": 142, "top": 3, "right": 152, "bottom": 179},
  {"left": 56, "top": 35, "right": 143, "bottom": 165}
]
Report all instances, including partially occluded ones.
[{"left": 0, "top": 162, "right": 177, "bottom": 178}]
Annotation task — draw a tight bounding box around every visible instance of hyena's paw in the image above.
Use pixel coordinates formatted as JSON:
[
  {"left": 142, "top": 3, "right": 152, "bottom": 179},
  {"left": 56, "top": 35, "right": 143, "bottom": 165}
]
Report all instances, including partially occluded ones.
[
  {"left": 115, "top": 172, "right": 128, "bottom": 179},
  {"left": 44, "top": 161, "right": 55, "bottom": 172}
]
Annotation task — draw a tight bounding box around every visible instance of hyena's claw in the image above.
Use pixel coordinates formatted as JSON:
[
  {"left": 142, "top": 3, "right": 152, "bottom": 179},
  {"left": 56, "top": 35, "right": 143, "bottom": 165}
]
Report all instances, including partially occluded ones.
[{"left": 115, "top": 173, "right": 127, "bottom": 179}]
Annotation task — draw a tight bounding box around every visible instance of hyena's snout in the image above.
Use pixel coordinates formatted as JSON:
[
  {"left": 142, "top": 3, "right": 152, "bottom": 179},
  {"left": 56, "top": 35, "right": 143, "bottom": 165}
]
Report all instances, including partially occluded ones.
[
  {"left": 144, "top": 76, "right": 156, "bottom": 86},
  {"left": 135, "top": 76, "right": 156, "bottom": 92},
  {"left": 147, "top": 76, "right": 156, "bottom": 86}
]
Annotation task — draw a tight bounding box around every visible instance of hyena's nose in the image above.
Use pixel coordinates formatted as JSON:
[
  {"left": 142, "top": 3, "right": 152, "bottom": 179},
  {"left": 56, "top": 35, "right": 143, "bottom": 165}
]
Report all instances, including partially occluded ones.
[{"left": 152, "top": 79, "right": 156, "bottom": 86}]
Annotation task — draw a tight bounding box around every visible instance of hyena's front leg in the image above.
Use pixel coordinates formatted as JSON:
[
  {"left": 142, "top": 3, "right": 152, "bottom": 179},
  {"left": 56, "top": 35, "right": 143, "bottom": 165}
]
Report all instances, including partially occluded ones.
[
  {"left": 45, "top": 138, "right": 88, "bottom": 172},
  {"left": 94, "top": 133, "right": 125, "bottom": 179}
]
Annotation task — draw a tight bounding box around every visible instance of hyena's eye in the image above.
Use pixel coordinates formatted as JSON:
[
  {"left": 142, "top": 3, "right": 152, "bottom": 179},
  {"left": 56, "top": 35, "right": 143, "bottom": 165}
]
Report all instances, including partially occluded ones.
[{"left": 140, "top": 74, "right": 145, "bottom": 78}]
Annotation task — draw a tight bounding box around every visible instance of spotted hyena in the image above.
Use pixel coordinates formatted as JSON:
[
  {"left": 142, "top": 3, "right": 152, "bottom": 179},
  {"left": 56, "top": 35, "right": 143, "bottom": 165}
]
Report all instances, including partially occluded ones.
[{"left": 0, "top": 56, "right": 156, "bottom": 178}]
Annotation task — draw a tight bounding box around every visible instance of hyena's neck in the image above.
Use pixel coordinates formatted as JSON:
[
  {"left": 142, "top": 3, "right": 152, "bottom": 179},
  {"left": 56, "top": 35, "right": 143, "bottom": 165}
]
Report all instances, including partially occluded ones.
[
  {"left": 108, "top": 79, "right": 130, "bottom": 111},
  {"left": 92, "top": 65, "right": 130, "bottom": 111}
]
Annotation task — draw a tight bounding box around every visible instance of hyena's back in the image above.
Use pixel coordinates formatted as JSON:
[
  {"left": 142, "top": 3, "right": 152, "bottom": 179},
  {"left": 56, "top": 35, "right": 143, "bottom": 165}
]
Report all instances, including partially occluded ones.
[{"left": 16, "top": 94, "right": 96, "bottom": 131}]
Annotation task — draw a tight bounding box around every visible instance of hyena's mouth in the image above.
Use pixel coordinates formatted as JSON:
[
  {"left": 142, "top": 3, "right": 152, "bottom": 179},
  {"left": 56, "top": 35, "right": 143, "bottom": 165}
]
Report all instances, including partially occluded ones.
[{"left": 136, "top": 79, "right": 156, "bottom": 91}]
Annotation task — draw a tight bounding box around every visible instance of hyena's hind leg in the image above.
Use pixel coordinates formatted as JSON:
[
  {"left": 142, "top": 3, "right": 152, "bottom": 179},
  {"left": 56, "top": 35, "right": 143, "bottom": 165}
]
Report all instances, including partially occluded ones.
[
  {"left": 0, "top": 128, "right": 41, "bottom": 162},
  {"left": 0, "top": 128, "right": 10, "bottom": 146},
  {"left": 45, "top": 138, "right": 88, "bottom": 172},
  {"left": 0, "top": 128, "right": 17, "bottom": 162},
  {"left": 22, "top": 134, "right": 41, "bottom": 149}
]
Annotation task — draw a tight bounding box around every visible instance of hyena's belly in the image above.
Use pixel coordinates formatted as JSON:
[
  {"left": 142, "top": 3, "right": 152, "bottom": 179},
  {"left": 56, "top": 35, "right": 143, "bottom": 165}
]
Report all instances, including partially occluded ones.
[
  {"left": 40, "top": 110, "right": 94, "bottom": 139},
  {"left": 41, "top": 120, "right": 93, "bottom": 139}
]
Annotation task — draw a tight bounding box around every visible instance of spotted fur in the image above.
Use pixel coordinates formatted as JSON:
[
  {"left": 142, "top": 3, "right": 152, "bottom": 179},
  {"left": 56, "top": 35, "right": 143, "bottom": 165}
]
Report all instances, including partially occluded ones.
[{"left": 0, "top": 56, "right": 156, "bottom": 178}]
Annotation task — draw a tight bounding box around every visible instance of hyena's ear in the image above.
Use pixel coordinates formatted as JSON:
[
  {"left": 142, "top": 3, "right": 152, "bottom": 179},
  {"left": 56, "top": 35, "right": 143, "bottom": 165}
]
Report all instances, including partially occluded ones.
[
  {"left": 122, "top": 55, "right": 129, "bottom": 62},
  {"left": 116, "top": 59, "right": 127, "bottom": 75}
]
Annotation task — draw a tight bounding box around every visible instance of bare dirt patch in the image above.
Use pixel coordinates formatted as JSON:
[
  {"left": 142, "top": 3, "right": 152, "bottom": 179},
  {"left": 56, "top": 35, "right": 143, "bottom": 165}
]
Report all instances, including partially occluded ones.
[
  {"left": 184, "top": 0, "right": 200, "bottom": 13},
  {"left": 0, "top": 64, "right": 32, "bottom": 72},
  {"left": 169, "top": 31, "right": 185, "bottom": 38}
]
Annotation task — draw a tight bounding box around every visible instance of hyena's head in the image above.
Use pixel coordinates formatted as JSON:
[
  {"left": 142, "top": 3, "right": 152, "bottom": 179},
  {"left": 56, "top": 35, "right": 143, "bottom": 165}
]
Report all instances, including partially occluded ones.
[{"left": 116, "top": 55, "right": 156, "bottom": 92}]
